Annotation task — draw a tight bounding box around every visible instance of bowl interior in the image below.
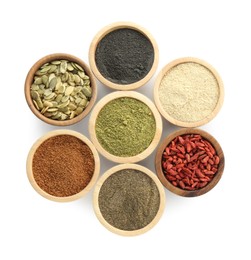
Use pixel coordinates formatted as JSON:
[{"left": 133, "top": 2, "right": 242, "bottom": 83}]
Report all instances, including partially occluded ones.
[
  {"left": 25, "top": 53, "right": 97, "bottom": 126},
  {"left": 155, "top": 128, "right": 225, "bottom": 197},
  {"left": 89, "top": 22, "right": 159, "bottom": 90}
]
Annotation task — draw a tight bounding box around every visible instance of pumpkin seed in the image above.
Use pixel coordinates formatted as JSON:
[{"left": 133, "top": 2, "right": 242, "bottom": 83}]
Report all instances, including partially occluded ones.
[
  {"left": 61, "top": 95, "right": 70, "bottom": 103},
  {"left": 49, "top": 77, "right": 57, "bottom": 90},
  {"left": 74, "top": 63, "right": 84, "bottom": 71},
  {"left": 31, "top": 84, "right": 39, "bottom": 91},
  {"left": 44, "top": 93, "right": 56, "bottom": 100},
  {"left": 75, "top": 107, "right": 83, "bottom": 115},
  {"left": 48, "top": 65, "right": 57, "bottom": 73},
  {"left": 41, "top": 75, "right": 48, "bottom": 85},
  {"left": 51, "top": 60, "right": 61, "bottom": 65},
  {"left": 78, "top": 71, "right": 86, "bottom": 78},
  {"left": 65, "top": 86, "right": 74, "bottom": 95},
  {"left": 58, "top": 100, "right": 70, "bottom": 108},
  {"left": 60, "top": 113, "right": 68, "bottom": 120},
  {"left": 34, "top": 78, "right": 42, "bottom": 84},
  {"left": 74, "top": 74, "right": 81, "bottom": 84},
  {"left": 58, "top": 84, "right": 66, "bottom": 94},
  {"left": 43, "top": 101, "right": 53, "bottom": 107},
  {"left": 31, "top": 90, "right": 39, "bottom": 100},
  {"left": 60, "top": 60, "right": 67, "bottom": 73},
  {"left": 82, "top": 86, "right": 92, "bottom": 98},
  {"left": 69, "top": 102, "right": 77, "bottom": 110},
  {"left": 55, "top": 94, "right": 63, "bottom": 103},
  {"left": 47, "top": 108, "right": 58, "bottom": 112},
  {"left": 40, "top": 65, "right": 51, "bottom": 73},
  {"left": 33, "top": 100, "right": 40, "bottom": 110},
  {"left": 67, "top": 63, "right": 74, "bottom": 71},
  {"left": 79, "top": 98, "right": 87, "bottom": 108},
  {"left": 44, "top": 89, "right": 52, "bottom": 96}
]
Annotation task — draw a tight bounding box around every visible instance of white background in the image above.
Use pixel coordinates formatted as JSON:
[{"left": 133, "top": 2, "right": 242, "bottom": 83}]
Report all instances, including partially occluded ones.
[{"left": 1, "top": 0, "right": 250, "bottom": 259}]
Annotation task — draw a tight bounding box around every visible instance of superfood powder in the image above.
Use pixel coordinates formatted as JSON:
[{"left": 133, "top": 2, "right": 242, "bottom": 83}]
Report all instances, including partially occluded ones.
[
  {"left": 95, "top": 28, "right": 154, "bottom": 84},
  {"left": 159, "top": 62, "right": 219, "bottom": 122},
  {"left": 98, "top": 169, "right": 160, "bottom": 231},
  {"left": 95, "top": 97, "right": 156, "bottom": 157},
  {"left": 32, "top": 135, "right": 95, "bottom": 197}
]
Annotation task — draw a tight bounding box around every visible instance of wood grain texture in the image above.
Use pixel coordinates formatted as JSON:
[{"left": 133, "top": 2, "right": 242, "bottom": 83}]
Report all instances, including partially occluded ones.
[
  {"left": 24, "top": 53, "right": 97, "bottom": 126},
  {"left": 93, "top": 164, "right": 165, "bottom": 236},
  {"left": 154, "top": 57, "right": 224, "bottom": 127},
  {"left": 26, "top": 130, "right": 100, "bottom": 202},
  {"left": 89, "top": 21, "right": 159, "bottom": 90},
  {"left": 89, "top": 91, "right": 162, "bottom": 163},
  {"left": 155, "top": 128, "right": 225, "bottom": 197}
]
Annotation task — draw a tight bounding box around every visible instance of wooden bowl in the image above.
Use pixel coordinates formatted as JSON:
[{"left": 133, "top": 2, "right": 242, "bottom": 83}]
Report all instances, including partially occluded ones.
[
  {"left": 89, "top": 22, "right": 159, "bottom": 90},
  {"left": 26, "top": 130, "right": 100, "bottom": 202},
  {"left": 89, "top": 91, "right": 162, "bottom": 163},
  {"left": 93, "top": 164, "right": 165, "bottom": 236},
  {"left": 155, "top": 128, "right": 225, "bottom": 197},
  {"left": 154, "top": 57, "right": 224, "bottom": 127},
  {"left": 25, "top": 53, "right": 97, "bottom": 126}
]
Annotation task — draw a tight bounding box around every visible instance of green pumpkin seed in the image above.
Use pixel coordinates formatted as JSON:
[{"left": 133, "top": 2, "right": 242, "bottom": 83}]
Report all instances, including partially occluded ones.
[
  {"left": 58, "top": 84, "right": 66, "bottom": 94},
  {"left": 31, "top": 90, "right": 39, "bottom": 100},
  {"left": 78, "top": 71, "right": 86, "bottom": 78},
  {"left": 60, "top": 60, "right": 67, "bottom": 73},
  {"left": 67, "top": 63, "right": 74, "bottom": 71},
  {"left": 47, "top": 107, "right": 58, "bottom": 112},
  {"left": 56, "top": 94, "right": 63, "bottom": 103},
  {"left": 41, "top": 75, "right": 48, "bottom": 85},
  {"left": 60, "top": 113, "right": 68, "bottom": 120},
  {"left": 58, "top": 100, "right": 70, "bottom": 108},
  {"left": 33, "top": 100, "right": 40, "bottom": 110},
  {"left": 61, "top": 95, "right": 70, "bottom": 103},
  {"left": 31, "top": 84, "right": 39, "bottom": 91},
  {"left": 74, "top": 63, "right": 84, "bottom": 71},
  {"left": 44, "top": 89, "right": 52, "bottom": 96},
  {"left": 44, "top": 92, "right": 56, "bottom": 100},
  {"left": 74, "top": 74, "right": 81, "bottom": 84},
  {"left": 82, "top": 86, "right": 92, "bottom": 98},
  {"left": 68, "top": 102, "right": 77, "bottom": 110},
  {"left": 52, "top": 112, "right": 62, "bottom": 119},
  {"left": 34, "top": 77, "right": 42, "bottom": 84},
  {"left": 65, "top": 86, "right": 74, "bottom": 95},
  {"left": 79, "top": 98, "right": 87, "bottom": 108},
  {"left": 43, "top": 101, "right": 53, "bottom": 107},
  {"left": 70, "top": 111, "right": 75, "bottom": 119},
  {"left": 51, "top": 60, "right": 61, "bottom": 65},
  {"left": 49, "top": 77, "right": 57, "bottom": 90},
  {"left": 75, "top": 107, "right": 83, "bottom": 115},
  {"left": 48, "top": 65, "right": 57, "bottom": 73},
  {"left": 40, "top": 65, "right": 51, "bottom": 73}
]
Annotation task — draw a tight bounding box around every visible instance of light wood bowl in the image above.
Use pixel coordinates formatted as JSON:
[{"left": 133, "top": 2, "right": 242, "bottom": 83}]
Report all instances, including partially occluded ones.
[
  {"left": 93, "top": 164, "right": 165, "bottom": 236},
  {"left": 155, "top": 128, "right": 225, "bottom": 197},
  {"left": 89, "top": 21, "right": 159, "bottom": 90},
  {"left": 154, "top": 57, "right": 224, "bottom": 127},
  {"left": 25, "top": 53, "right": 97, "bottom": 126},
  {"left": 89, "top": 91, "right": 162, "bottom": 163},
  {"left": 26, "top": 130, "right": 100, "bottom": 202}
]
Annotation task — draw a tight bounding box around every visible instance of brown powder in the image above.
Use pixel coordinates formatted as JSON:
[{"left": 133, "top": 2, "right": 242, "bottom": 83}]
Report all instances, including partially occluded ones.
[{"left": 32, "top": 135, "right": 95, "bottom": 197}]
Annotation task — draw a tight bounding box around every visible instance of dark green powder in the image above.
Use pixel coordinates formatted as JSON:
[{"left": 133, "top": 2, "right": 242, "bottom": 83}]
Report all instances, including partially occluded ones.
[
  {"left": 95, "top": 97, "right": 156, "bottom": 157},
  {"left": 95, "top": 28, "right": 154, "bottom": 84},
  {"left": 98, "top": 169, "right": 160, "bottom": 231}
]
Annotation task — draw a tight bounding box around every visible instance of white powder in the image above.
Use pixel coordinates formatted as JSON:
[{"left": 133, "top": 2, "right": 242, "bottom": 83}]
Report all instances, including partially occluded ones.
[{"left": 159, "top": 62, "right": 219, "bottom": 122}]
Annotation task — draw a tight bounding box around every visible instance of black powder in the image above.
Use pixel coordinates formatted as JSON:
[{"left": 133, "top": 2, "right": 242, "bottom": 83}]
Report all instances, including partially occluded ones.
[
  {"left": 98, "top": 169, "right": 160, "bottom": 231},
  {"left": 95, "top": 28, "right": 154, "bottom": 85}
]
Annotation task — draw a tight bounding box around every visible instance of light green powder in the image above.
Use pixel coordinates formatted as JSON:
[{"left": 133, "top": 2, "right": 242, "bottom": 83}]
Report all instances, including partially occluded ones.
[
  {"left": 159, "top": 62, "right": 219, "bottom": 122},
  {"left": 95, "top": 97, "right": 156, "bottom": 157}
]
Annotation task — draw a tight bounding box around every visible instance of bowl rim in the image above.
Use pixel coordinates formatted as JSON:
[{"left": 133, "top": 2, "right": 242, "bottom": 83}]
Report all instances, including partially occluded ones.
[
  {"left": 89, "top": 21, "right": 159, "bottom": 90},
  {"left": 93, "top": 163, "right": 165, "bottom": 236},
  {"left": 24, "top": 53, "right": 97, "bottom": 126},
  {"left": 155, "top": 128, "right": 225, "bottom": 197},
  {"left": 88, "top": 91, "right": 162, "bottom": 163},
  {"left": 153, "top": 57, "right": 224, "bottom": 127},
  {"left": 26, "top": 129, "right": 100, "bottom": 202}
]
